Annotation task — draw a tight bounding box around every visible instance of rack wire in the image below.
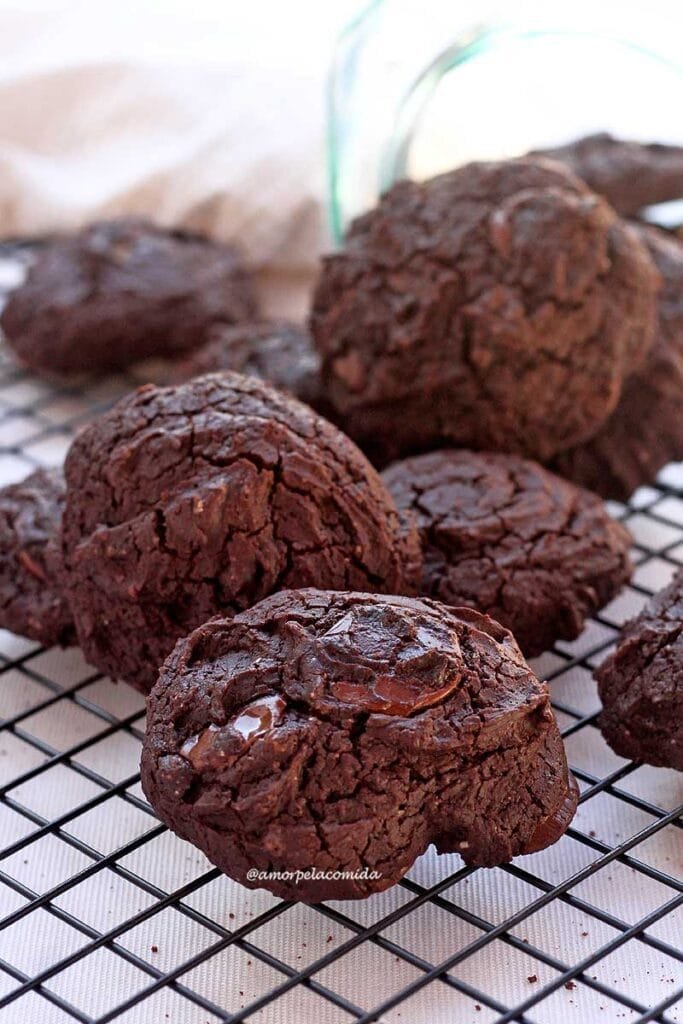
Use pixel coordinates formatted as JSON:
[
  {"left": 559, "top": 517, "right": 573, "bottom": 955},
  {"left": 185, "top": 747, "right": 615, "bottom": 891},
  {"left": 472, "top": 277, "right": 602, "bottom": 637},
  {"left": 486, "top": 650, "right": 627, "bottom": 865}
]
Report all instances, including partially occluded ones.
[{"left": 0, "top": 243, "right": 681, "bottom": 1024}]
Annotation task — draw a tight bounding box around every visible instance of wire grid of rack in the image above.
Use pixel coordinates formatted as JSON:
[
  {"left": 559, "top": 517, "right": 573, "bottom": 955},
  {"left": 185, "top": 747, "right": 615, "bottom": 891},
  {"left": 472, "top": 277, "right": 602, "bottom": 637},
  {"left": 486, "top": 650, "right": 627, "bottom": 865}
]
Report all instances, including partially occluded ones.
[{"left": 0, "top": 243, "right": 681, "bottom": 1024}]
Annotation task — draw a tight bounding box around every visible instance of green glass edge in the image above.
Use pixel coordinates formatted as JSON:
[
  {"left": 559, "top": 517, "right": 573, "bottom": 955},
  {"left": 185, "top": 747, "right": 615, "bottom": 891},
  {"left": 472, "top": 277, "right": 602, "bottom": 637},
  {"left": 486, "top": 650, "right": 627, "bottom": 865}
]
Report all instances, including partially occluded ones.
[
  {"left": 326, "top": 0, "right": 385, "bottom": 246},
  {"left": 327, "top": 9, "right": 683, "bottom": 246}
]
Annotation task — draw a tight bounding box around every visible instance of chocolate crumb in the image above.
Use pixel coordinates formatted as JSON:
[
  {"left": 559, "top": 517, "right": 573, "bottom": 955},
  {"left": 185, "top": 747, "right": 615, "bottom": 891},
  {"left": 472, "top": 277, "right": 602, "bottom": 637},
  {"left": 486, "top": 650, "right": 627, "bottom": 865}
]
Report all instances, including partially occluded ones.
[
  {"left": 565, "top": 980, "right": 577, "bottom": 990},
  {"left": 527, "top": 974, "right": 538, "bottom": 984}
]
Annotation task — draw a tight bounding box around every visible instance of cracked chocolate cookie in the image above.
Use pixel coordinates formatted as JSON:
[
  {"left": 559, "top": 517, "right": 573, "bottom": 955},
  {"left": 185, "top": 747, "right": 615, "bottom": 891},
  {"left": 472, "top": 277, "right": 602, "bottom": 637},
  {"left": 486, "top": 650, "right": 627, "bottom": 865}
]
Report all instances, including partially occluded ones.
[
  {"left": 61, "top": 373, "right": 421, "bottom": 692},
  {"left": 141, "top": 588, "right": 578, "bottom": 901},
  {"left": 0, "top": 468, "right": 74, "bottom": 647},
  {"left": 383, "top": 450, "right": 632, "bottom": 657},
  {"left": 0, "top": 218, "right": 256, "bottom": 376},
  {"left": 173, "top": 320, "right": 322, "bottom": 408},
  {"left": 596, "top": 569, "right": 682, "bottom": 770},
  {"left": 311, "top": 157, "right": 658, "bottom": 465},
  {"left": 553, "top": 224, "right": 683, "bottom": 500},
  {"left": 532, "top": 133, "right": 683, "bottom": 217}
]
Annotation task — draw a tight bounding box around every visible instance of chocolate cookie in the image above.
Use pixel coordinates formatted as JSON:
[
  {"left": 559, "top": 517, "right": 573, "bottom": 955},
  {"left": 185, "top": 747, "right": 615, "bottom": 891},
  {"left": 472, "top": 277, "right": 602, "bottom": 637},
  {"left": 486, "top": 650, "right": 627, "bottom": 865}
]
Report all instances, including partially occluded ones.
[
  {"left": 61, "top": 373, "right": 421, "bottom": 692},
  {"left": 383, "top": 450, "right": 632, "bottom": 657},
  {"left": 141, "top": 589, "right": 578, "bottom": 901},
  {"left": 596, "top": 568, "right": 682, "bottom": 770},
  {"left": 311, "top": 158, "right": 658, "bottom": 466},
  {"left": 0, "top": 468, "right": 74, "bottom": 647},
  {"left": 0, "top": 219, "right": 256, "bottom": 376},
  {"left": 173, "top": 320, "right": 322, "bottom": 408},
  {"left": 553, "top": 224, "right": 683, "bottom": 500},
  {"left": 532, "top": 133, "right": 683, "bottom": 217}
]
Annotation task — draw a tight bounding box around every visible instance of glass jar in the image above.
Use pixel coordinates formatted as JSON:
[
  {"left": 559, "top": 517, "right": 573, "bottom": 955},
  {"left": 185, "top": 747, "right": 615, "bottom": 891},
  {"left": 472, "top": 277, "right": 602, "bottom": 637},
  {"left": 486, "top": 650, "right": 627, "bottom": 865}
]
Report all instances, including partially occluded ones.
[{"left": 328, "top": 0, "right": 683, "bottom": 240}]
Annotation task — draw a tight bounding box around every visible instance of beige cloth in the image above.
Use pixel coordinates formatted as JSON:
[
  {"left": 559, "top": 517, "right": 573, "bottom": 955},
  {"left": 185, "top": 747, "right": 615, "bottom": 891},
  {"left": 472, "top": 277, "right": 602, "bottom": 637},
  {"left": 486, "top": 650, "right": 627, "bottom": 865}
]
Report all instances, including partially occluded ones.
[{"left": 0, "top": 0, "right": 358, "bottom": 313}]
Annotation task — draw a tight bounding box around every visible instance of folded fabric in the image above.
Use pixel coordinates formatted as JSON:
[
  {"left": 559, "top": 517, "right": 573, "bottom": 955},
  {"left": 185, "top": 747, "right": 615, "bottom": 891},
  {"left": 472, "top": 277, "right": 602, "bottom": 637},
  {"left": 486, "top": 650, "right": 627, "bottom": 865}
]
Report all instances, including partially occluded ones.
[{"left": 0, "top": 0, "right": 354, "bottom": 289}]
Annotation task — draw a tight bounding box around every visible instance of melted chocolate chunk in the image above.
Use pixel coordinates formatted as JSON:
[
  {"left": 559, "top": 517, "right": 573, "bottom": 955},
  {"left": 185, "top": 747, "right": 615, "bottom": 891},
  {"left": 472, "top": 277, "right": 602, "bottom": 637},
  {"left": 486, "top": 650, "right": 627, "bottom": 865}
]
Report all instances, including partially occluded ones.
[{"left": 142, "top": 589, "right": 577, "bottom": 902}]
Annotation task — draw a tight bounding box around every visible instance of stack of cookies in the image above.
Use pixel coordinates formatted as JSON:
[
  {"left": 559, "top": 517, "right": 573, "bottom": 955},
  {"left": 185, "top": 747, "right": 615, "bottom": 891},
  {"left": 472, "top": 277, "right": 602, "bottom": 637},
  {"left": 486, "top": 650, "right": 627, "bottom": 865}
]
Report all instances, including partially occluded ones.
[{"left": 1, "top": 133, "right": 681, "bottom": 902}]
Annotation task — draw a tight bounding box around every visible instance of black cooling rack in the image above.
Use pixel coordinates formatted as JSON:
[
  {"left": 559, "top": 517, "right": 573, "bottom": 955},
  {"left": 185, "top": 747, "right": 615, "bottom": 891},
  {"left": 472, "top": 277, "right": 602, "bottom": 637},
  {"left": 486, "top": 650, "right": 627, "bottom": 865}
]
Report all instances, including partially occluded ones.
[{"left": 0, "top": 245, "right": 681, "bottom": 1024}]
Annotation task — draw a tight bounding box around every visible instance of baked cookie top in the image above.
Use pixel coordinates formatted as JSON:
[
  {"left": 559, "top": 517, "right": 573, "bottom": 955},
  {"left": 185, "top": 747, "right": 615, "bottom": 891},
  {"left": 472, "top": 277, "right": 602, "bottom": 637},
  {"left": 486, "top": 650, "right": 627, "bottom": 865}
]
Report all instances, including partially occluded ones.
[
  {"left": 142, "top": 588, "right": 577, "bottom": 901},
  {"left": 383, "top": 449, "right": 632, "bottom": 656},
  {"left": 0, "top": 467, "right": 74, "bottom": 647},
  {"left": 311, "top": 157, "right": 658, "bottom": 464},
  {"left": 1, "top": 218, "right": 256, "bottom": 375},
  {"left": 61, "top": 372, "right": 421, "bottom": 691}
]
